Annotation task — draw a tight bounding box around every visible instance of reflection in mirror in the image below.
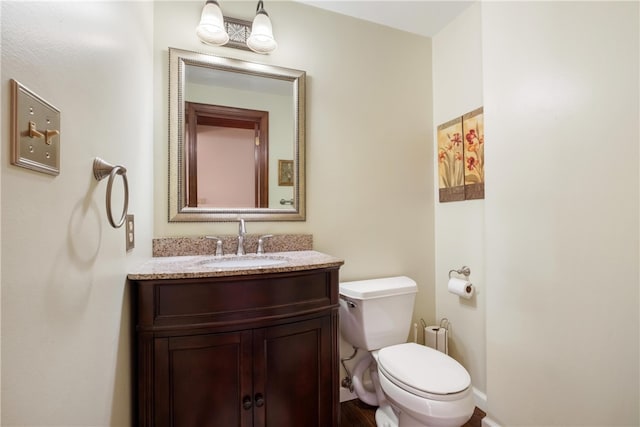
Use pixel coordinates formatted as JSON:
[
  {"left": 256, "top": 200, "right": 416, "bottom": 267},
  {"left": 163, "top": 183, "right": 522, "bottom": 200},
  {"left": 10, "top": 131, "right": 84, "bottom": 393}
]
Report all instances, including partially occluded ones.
[
  {"left": 185, "top": 102, "right": 269, "bottom": 208},
  {"left": 168, "top": 48, "right": 306, "bottom": 221}
]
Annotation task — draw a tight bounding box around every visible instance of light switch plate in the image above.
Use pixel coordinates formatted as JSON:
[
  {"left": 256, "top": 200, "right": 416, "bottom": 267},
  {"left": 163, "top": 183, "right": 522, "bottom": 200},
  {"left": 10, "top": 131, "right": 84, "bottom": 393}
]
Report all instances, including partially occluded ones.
[
  {"left": 11, "top": 79, "right": 61, "bottom": 175},
  {"left": 126, "top": 214, "right": 135, "bottom": 252}
]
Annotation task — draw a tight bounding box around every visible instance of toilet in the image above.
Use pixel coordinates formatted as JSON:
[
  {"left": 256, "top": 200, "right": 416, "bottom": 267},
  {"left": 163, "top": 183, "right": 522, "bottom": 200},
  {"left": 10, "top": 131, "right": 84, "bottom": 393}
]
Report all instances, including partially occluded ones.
[{"left": 339, "top": 276, "right": 475, "bottom": 427}]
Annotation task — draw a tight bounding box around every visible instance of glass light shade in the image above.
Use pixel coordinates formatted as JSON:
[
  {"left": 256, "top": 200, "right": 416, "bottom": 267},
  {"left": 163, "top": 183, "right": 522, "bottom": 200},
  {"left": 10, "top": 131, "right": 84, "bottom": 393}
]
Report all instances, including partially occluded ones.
[
  {"left": 196, "top": 1, "right": 229, "bottom": 46},
  {"left": 247, "top": 12, "right": 277, "bottom": 54}
]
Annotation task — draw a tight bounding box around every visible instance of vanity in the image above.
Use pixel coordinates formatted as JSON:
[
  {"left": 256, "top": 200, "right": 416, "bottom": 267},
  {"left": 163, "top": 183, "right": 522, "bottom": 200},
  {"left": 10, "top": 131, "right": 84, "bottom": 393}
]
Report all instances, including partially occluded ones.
[
  {"left": 128, "top": 250, "right": 343, "bottom": 427},
  {"left": 138, "top": 44, "right": 331, "bottom": 425}
]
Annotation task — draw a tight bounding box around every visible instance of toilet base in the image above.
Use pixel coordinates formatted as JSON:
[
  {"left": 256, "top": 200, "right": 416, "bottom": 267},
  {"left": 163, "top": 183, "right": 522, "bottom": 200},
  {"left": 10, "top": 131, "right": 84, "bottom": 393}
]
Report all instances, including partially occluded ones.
[{"left": 375, "top": 404, "right": 398, "bottom": 427}]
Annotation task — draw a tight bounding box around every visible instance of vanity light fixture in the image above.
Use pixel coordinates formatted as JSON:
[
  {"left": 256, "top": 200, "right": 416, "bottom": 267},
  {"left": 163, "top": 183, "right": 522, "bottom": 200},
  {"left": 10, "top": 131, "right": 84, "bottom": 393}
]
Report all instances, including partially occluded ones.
[
  {"left": 196, "top": 0, "right": 229, "bottom": 46},
  {"left": 247, "top": 1, "right": 278, "bottom": 54}
]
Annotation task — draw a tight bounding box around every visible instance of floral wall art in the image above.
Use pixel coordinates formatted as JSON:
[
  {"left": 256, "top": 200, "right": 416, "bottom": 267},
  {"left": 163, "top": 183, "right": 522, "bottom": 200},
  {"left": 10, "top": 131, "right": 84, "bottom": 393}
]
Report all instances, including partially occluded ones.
[
  {"left": 437, "top": 117, "right": 465, "bottom": 202},
  {"left": 463, "top": 107, "right": 484, "bottom": 199},
  {"left": 437, "top": 107, "right": 484, "bottom": 202}
]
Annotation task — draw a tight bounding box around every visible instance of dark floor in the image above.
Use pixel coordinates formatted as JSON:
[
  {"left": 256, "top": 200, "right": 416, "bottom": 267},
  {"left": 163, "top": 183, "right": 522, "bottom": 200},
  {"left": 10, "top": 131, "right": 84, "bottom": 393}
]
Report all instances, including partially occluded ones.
[{"left": 340, "top": 399, "right": 485, "bottom": 427}]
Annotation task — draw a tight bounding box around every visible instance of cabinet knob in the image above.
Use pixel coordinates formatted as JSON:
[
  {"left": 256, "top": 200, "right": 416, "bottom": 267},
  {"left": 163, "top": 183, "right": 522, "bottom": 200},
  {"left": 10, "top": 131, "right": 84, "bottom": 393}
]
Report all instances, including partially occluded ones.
[
  {"left": 242, "top": 395, "right": 253, "bottom": 410},
  {"left": 254, "top": 393, "right": 265, "bottom": 407}
]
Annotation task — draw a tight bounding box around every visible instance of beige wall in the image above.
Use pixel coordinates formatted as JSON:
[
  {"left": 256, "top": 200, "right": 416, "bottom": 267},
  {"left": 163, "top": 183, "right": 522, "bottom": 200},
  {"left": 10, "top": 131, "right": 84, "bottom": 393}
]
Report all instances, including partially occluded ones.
[
  {"left": 5, "top": 2, "right": 635, "bottom": 426},
  {"left": 432, "top": 1, "right": 486, "bottom": 406},
  {"left": 482, "top": 2, "right": 639, "bottom": 425},
  {"left": 1, "top": 2, "right": 154, "bottom": 425},
  {"left": 153, "top": 1, "right": 435, "bottom": 336},
  {"left": 434, "top": 3, "right": 640, "bottom": 423}
]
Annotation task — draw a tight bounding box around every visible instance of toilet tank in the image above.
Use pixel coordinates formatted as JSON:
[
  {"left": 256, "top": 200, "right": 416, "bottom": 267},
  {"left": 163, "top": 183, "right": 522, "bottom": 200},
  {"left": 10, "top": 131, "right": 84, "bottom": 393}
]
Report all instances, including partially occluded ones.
[{"left": 339, "top": 276, "right": 417, "bottom": 351}]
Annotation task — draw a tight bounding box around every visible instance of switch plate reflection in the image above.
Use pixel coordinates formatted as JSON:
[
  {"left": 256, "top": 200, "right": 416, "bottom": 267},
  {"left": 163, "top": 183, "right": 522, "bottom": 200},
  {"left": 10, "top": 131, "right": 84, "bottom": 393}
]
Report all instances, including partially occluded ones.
[{"left": 11, "top": 79, "right": 61, "bottom": 175}]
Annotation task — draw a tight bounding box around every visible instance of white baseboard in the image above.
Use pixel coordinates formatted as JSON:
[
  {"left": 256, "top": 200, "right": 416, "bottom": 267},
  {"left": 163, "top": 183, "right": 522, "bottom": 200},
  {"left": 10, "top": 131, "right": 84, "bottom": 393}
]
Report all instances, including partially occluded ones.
[
  {"left": 340, "top": 386, "right": 357, "bottom": 402},
  {"left": 472, "top": 387, "right": 501, "bottom": 427},
  {"left": 481, "top": 416, "right": 501, "bottom": 427},
  {"left": 472, "top": 387, "right": 487, "bottom": 412}
]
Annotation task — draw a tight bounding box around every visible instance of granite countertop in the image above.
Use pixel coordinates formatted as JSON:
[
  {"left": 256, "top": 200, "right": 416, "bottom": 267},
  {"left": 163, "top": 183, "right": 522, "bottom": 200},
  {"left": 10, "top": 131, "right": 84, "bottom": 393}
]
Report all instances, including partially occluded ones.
[
  {"left": 127, "top": 250, "right": 344, "bottom": 280},
  {"left": 152, "top": 234, "right": 313, "bottom": 257}
]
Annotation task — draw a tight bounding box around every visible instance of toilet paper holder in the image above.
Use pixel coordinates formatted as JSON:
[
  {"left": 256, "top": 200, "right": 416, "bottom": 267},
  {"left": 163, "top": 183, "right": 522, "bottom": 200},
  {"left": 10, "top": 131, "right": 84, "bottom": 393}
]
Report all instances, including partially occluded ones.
[{"left": 448, "top": 265, "right": 471, "bottom": 279}]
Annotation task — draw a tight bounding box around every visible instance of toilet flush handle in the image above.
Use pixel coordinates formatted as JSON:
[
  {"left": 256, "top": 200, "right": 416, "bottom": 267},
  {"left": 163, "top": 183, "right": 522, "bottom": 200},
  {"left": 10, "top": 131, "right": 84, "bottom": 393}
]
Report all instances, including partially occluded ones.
[{"left": 339, "top": 295, "right": 357, "bottom": 308}]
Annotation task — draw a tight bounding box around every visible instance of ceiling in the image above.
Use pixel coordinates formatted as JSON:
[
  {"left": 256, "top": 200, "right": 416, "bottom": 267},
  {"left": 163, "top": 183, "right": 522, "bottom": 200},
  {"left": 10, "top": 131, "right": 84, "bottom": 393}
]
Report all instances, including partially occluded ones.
[{"left": 296, "top": 1, "right": 474, "bottom": 37}]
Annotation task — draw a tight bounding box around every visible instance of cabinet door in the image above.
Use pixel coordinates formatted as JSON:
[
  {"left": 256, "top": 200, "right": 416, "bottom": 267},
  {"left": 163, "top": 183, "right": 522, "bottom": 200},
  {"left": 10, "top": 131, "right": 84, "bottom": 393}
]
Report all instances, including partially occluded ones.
[
  {"left": 155, "top": 331, "right": 253, "bottom": 427},
  {"left": 253, "top": 316, "right": 335, "bottom": 427}
]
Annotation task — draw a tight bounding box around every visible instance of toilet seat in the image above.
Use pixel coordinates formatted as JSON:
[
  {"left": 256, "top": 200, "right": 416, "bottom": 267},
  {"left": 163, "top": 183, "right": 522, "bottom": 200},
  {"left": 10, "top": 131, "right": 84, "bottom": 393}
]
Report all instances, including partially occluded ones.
[{"left": 377, "top": 342, "right": 471, "bottom": 401}]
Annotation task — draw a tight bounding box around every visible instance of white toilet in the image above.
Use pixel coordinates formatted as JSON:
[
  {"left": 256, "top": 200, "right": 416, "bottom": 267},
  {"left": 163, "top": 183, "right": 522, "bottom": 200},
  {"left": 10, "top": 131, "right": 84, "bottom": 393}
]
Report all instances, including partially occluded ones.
[{"left": 339, "top": 276, "right": 475, "bottom": 427}]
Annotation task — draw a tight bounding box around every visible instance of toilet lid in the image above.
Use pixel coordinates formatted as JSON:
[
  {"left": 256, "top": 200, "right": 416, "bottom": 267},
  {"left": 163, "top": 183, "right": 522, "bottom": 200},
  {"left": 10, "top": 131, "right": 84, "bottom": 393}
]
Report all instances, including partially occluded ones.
[{"left": 377, "top": 342, "right": 470, "bottom": 395}]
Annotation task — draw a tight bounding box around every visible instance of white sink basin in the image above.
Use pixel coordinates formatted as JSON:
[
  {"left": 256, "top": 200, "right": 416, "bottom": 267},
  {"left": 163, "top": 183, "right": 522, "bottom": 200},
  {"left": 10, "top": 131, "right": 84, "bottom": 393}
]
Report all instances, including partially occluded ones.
[{"left": 198, "top": 256, "right": 288, "bottom": 269}]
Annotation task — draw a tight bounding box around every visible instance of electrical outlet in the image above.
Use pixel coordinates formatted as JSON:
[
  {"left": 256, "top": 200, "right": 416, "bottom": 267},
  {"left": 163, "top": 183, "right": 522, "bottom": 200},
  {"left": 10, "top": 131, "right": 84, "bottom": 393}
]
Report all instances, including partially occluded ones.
[{"left": 126, "top": 214, "right": 135, "bottom": 251}]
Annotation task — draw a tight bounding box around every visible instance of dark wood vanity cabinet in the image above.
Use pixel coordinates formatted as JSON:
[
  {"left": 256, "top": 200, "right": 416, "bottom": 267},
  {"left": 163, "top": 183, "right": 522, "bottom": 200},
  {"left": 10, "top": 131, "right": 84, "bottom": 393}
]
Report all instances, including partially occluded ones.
[{"left": 131, "top": 267, "right": 340, "bottom": 427}]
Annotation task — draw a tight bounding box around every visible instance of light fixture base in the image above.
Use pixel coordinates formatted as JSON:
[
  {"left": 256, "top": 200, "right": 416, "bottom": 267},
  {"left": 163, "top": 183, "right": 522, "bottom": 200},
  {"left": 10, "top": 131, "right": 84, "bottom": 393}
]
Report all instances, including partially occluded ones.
[{"left": 223, "top": 17, "right": 254, "bottom": 51}]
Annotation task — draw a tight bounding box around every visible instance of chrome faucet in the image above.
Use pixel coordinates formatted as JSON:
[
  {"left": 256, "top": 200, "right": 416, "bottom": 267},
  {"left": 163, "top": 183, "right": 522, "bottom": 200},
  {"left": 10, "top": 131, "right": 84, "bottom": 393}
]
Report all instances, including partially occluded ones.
[
  {"left": 205, "top": 236, "right": 224, "bottom": 257},
  {"left": 237, "top": 219, "right": 247, "bottom": 255},
  {"left": 257, "top": 234, "right": 273, "bottom": 255}
]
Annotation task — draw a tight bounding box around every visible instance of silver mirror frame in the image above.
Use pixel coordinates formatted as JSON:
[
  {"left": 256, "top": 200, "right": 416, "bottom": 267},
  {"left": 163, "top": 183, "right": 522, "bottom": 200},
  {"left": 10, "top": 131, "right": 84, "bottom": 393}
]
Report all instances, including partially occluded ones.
[{"left": 168, "top": 47, "right": 306, "bottom": 222}]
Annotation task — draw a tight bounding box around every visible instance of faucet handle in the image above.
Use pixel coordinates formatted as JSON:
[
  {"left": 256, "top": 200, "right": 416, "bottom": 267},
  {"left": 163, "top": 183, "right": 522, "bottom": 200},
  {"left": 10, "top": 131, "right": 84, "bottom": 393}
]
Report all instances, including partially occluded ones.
[
  {"left": 205, "top": 236, "right": 224, "bottom": 256},
  {"left": 257, "top": 234, "right": 273, "bottom": 255}
]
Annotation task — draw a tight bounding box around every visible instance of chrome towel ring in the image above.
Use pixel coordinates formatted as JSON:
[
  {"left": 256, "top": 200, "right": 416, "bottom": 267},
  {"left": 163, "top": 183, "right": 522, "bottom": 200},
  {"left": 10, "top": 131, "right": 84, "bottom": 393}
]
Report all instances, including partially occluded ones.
[{"left": 93, "top": 157, "right": 129, "bottom": 228}]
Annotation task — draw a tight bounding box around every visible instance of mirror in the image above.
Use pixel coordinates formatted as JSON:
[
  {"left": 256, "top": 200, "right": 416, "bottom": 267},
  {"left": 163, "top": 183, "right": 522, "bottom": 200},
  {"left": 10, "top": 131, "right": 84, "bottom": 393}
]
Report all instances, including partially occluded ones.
[{"left": 168, "top": 47, "right": 306, "bottom": 221}]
